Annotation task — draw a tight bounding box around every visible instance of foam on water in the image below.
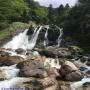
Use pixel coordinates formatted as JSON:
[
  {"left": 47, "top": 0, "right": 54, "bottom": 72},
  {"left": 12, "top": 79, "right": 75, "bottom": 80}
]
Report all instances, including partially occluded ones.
[
  {"left": 0, "top": 77, "right": 30, "bottom": 90},
  {"left": 70, "top": 58, "right": 90, "bottom": 90},
  {"left": 3, "top": 29, "right": 29, "bottom": 50},
  {"left": 3, "top": 26, "right": 42, "bottom": 50},
  {"left": 4, "top": 49, "right": 26, "bottom": 58},
  {"left": 0, "top": 64, "right": 19, "bottom": 79},
  {"left": 44, "top": 58, "right": 61, "bottom": 69},
  {"left": 70, "top": 77, "right": 90, "bottom": 90}
]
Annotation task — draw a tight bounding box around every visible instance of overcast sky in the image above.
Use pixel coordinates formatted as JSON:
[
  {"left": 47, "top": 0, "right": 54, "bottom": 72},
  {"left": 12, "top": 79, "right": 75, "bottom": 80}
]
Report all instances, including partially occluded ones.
[{"left": 34, "top": 0, "right": 77, "bottom": 8}]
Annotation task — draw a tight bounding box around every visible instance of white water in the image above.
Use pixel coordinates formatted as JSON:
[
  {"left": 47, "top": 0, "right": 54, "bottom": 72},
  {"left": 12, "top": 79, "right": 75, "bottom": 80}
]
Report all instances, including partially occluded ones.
[
  {"left": 3, "top": 29, "right": 29, "bottom": 50},
  {"left": 3, "top": 26, "right": 42, "bottom": 50},
  {"left": 0, "top": 65, "right": 19, "bottom": 79},
  {"left": 4, "top": 49, "right": 26, "bottom": 58},
  {"left": 70, "top": 58, "right": 90, "bottom": 90},
  {"left": 26, "top": 26, "right": 42, "bottom": 49},
  {"left": 44, "top": 26, "right": 49, "bottom": 47},
  {"left": 71, "top": 77, "right": 90, "bottom": 90},
  {"left": 44, "top": 58, "right": 61, "bottom": 69},
  {"left": 0, "top": 77, "right": 30, "bottom": 90},
  {"left": 56, "top": 26, "right": 63, "bottom": 47}
]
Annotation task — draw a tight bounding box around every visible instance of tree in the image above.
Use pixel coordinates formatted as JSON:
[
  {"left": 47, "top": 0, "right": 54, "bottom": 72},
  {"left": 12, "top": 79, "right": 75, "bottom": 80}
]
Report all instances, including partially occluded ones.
[{"left": 48, "top": 4, "right": 55, "bottom": 23}]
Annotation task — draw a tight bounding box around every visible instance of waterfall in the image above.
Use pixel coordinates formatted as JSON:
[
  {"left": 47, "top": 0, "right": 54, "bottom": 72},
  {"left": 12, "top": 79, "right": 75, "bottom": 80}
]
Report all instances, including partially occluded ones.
[
  {"left": 3, "top": 26, "right": 42, "bottom": 50},
  {"left": 56, "top": 26, "right": 63, "bottom": 47},
  {"left": 26, "top": 26, "right": 42, "bottom": 49},
  {"left": 3, "top": 29, "right": 29, "bottom": 50},
  {"left": 44, "top": 26, "right": 49, "bottom": 47}
]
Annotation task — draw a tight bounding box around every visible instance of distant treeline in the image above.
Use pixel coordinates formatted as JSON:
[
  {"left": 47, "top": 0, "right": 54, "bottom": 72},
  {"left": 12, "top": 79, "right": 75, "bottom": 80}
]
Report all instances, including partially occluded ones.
[{"left": 0, "top": 0, "right": 90, "bottom": 49}]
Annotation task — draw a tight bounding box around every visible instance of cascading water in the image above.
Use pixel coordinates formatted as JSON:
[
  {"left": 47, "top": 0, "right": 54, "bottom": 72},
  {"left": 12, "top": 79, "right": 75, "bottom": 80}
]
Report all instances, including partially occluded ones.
[
  {"left": 44, "top": 25, "right": 63, "bottom": 47},
  {"left": 3, "top": 29, "right": 29, "bottom": 50},
  {"left": 3, "top": 26, "right": 42, "bottom": 50},
  {"left": 26, "top": 26, "right": 42, "bottom": 49},
  {"left": 56, "top": 26, "right": 63, "bottom": 47},
  {"left": 44, "top": 26, "right": 49, "bottom": 47},
  {"left": 70, "top": 78, "right": 90, "bottom": 90},
  {"left": 2, "top": 25, "right": 90, "bottom": 90}
]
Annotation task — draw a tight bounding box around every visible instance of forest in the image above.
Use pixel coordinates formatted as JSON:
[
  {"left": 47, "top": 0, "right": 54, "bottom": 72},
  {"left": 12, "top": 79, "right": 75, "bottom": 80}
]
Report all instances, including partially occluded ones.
[{"left": 0, "top": 0, "right": 90, "bottom": 51}]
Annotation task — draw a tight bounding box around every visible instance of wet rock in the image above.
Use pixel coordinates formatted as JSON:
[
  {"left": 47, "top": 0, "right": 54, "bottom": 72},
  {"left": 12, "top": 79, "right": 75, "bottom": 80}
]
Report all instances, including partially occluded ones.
[
  {"left": 80, "top": 57, "right": 87, "bottom": 63},
  {"left": 69, "top": 46, "right": 83, "bottom": 55},
  {"left": 86, "top": 61, "right": 90, "bottom": 66},
  {"left": 37, "top": 47, "right": 72, "bottom": 58},
  {"left": 0, "top": 50, "right": 9, "bottom": 57},
  {"left": 79, "top": 67, "right": 87, "bottom": 71},
  {"left": 0, "top": 56, "right": 24, "bottom": 66},
  {"left": 65, "top": 70, "right": 84, "bottom": 81},
  {"left": 15, "top": 48, "right": 25, "bottom": 54},
  {"left": 24, "top": 75, "right": 57, "bottom": 90},
  {"left": 47, "top": 25, "right": 60, "bottom": 46},
  {"left": 57, "top": 81, "right": 71, "bottom": 90},
  {"left": 86, "top": 70, "right": 90, "bottom": 75},
  {"left": 0, "top": 70, "right": 6, "bottom": 80},
  {"left": 83, "top": 82, "right": 90, "bottom": 90}
]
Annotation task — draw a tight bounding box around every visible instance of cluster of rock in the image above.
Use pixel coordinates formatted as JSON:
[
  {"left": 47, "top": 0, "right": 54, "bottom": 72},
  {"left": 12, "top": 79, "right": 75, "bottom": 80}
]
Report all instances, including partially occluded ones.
[{"left": 0, "top": 46, "right": 89, "bottom": 90}]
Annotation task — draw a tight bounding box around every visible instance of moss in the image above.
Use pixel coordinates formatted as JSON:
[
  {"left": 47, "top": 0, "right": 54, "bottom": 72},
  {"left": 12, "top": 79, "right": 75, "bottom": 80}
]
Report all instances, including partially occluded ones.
[{"left": 69, "top": 45, "right": 84, "bottom": 54}]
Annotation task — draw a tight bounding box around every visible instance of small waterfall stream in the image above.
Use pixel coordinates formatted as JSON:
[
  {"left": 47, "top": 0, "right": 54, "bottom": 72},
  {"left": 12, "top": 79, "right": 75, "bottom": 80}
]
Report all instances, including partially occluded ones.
[
  {"left": 44, "top": 26, "right": 49, "bottom": 47},
  {"left": 56, "top": 27, "right": 63, "bottom": 47}
]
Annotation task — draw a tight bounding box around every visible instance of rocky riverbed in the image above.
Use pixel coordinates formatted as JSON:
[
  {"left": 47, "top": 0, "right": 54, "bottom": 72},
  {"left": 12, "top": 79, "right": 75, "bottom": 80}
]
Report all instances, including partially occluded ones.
[
  {"left": 0, "top": 46, "right": 90, "bottom": 90},
  {"left": 0, "top": 25, "right": 90, "bottom": 90}
]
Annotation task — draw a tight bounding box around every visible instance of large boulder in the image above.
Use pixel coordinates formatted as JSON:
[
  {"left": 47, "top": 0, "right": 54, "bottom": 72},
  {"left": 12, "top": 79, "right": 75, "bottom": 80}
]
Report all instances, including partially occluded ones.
[
  {"left": 0, "top": 56, "right": 24, "bottom": 66},
  {"left": 17, "top": 59, "right": 48, "bottom": 78},
  {"left": 60, "top": 61, "right": 84, "bottom": 81},
  {"left": 60, "top": 61, "right": 78, "bottom": 76},
  {"left": 17, "top": 56, "right": 60, "bottom": 78},
  {"left": 65, "top": 70, "right": 84, "bottom": 81}
]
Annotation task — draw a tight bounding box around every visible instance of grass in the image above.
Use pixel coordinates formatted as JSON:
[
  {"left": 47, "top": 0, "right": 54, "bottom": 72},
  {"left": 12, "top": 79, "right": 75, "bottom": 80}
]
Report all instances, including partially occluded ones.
[
  {"left": 0, "top": 21, "right": 36, "bottom": 40},
  {"left": 0, "top": 28, "right": 9, "bottom": 39}
]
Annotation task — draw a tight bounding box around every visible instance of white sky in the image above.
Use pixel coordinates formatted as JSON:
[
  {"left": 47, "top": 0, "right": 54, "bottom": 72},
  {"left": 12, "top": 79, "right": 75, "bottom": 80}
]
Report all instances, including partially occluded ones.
[{"left": 34, "top": 0, "right": 77, "bottom": 8}]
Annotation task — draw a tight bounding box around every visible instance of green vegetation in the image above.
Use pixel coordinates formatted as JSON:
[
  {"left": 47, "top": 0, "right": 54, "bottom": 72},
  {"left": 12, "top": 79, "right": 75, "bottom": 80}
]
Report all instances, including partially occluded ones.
[{"left": 0, "top": 0, "right": 90, "bottom": 51}]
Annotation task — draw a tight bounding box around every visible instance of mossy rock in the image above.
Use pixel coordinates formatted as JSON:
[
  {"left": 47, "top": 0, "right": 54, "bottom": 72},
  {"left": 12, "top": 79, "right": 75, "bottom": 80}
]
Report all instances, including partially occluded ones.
[{"left": 69, "top": 45, "right": 84, "bottom": 54}]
